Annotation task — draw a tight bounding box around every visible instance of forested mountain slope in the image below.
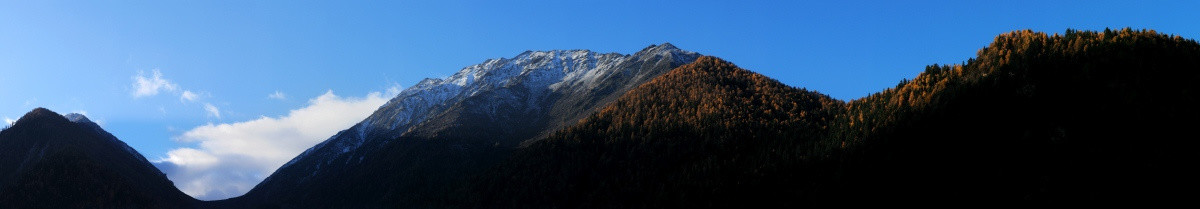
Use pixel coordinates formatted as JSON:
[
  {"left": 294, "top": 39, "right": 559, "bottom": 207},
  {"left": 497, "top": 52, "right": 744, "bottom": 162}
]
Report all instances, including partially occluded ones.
[
  {"left": 469, "top": 56, "right": 842, "bottom": 208},
  {"left": 828, "top": 29, "right": 1198, "bottom": 203},
  {"left": 467, "top": 29, "right": 1199, "bottom": 208}
]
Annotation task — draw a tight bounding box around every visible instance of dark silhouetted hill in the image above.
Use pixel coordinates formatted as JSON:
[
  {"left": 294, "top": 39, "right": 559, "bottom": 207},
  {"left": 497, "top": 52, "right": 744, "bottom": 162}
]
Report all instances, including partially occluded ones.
[{"left": 0, "top": 108, "right": 198, "bottom": 208}]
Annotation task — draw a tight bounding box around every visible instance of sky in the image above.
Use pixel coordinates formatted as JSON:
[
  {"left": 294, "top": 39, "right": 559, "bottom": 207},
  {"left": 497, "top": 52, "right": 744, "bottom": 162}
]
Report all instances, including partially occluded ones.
[{"left": 2, "top": 0, "right": 1198, "bottom": 200}]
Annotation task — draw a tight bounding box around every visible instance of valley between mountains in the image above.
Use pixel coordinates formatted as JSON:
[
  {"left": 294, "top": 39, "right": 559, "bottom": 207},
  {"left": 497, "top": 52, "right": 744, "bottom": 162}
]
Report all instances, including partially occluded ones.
[{"left": 2, "top": 29, "right": 1197, "bottom": 208}]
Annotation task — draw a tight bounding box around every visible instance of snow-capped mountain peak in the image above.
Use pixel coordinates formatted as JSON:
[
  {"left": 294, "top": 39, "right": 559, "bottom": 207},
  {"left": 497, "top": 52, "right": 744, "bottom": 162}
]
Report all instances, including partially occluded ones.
[{"left": 268, "top": 43, "right": 700, "bottom": 186}]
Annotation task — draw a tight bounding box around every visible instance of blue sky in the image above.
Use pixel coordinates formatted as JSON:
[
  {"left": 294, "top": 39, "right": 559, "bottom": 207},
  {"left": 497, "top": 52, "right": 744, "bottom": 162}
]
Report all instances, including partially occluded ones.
[{"left": 3, "top": 0, "right": 1198, "bottom": 200}]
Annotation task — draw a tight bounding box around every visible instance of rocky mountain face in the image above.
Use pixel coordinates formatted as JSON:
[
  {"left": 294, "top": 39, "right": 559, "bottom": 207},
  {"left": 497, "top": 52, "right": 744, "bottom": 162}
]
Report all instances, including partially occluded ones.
[
  {"left": 228, "top": 43, "right": 700, "bottom": 207},
  {"left": 0, "top": 108, "right": 197, "bottom": 208}
]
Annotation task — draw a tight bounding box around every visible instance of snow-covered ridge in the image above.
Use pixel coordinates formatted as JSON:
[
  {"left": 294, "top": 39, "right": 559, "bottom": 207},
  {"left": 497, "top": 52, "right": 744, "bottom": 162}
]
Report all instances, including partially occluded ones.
[{"left": 280, "top": 43, "right": 697, "bottom": 171}]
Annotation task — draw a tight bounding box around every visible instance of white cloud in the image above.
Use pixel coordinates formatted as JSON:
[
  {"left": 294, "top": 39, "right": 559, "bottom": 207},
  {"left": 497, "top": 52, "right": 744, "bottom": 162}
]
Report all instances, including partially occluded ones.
[
  {"left": 129, "top": 70, "right": 216, "bottom": 116},
  {"left": 154, "top": 90, "right": 390, "bottom": 200},
  {"left": 4, "top": 117, "right": 14, "bottom": 126},
  {"left": 203, "top": 103, "right": 220, "bottom": 118},
  {"left": 386, "top": 84, "right": 403, "bottom": 97},
  {"left": 132, "top": 69, "right": 179, "bottom": 97},
  {"left": 181, "top": 91, "right": 199, "bottom": 103},
  {"left": 267, "top": 91, "right": 287, "bottom": 100}
]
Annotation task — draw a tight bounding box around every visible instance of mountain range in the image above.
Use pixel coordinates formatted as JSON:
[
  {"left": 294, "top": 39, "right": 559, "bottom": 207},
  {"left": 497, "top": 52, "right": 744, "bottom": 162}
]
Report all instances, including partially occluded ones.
[{"left": 1, "top": 28, "right": 1197, "bottom": 208}]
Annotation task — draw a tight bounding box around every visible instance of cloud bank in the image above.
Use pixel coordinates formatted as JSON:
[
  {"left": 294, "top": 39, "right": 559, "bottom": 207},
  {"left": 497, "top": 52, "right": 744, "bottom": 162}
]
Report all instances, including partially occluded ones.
[{"left": 154, "top": 90, "right": 392, "bottom": 200}]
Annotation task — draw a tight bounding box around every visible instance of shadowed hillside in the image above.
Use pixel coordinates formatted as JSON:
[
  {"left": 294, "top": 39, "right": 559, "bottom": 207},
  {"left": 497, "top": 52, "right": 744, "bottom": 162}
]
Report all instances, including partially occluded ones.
[{"left": 827, "top": 28, "right": 1199, "bottom": 203}]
